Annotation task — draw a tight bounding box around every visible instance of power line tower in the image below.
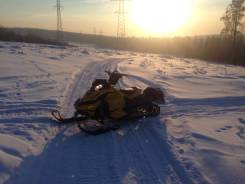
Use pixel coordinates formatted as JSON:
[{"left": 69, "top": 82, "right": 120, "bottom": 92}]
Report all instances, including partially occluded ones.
[
  {"left": 56, "top": 0, "right": 63, "bottom": 41},
  {"left": 112, "top": 0, "right": 126, "bottom": 38},
  {"left": 99, "top": 28, "right": 104, "bottom": 36}
]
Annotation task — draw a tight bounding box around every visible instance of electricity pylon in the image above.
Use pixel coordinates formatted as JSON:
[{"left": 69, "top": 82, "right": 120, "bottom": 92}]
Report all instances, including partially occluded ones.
[
  {"left": 112, "top": 0, "right": 126, "bottom": 38},
  {"left": 56, "top": 0, "right": 63, "bottom": 41}
]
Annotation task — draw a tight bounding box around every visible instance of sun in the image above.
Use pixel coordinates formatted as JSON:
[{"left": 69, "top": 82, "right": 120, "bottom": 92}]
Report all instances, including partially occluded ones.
[{"left": 129, "top": 0, "right": 192, "bottom": 36}]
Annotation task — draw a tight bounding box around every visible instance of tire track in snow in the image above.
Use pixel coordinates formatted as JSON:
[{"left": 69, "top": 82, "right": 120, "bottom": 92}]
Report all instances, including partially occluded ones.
[{"left": 109, "top": 119, "right": 195, "bottom": 184}]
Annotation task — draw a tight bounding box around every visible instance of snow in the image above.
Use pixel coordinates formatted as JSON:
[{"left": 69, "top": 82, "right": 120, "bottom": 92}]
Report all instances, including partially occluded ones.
[{"left": 0, "top": 41, "right": 245, "bottom": 184}]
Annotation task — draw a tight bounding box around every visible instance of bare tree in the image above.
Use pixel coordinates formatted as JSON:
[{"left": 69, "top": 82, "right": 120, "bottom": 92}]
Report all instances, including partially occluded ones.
[{"left": 221, "top": 0, "right": 245, "bottom": 44}]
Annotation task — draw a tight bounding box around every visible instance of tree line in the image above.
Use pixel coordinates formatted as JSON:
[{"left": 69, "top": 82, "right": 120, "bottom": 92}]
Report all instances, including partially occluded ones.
[
  {"left": 0, "top": 26, "right": 67, "bottom": 46},
  {"left": 87, "top": 35, "right": 243, "bottom": 66},
  {"left": 93, "top": 0, "right": 245, "bottom": 66}
]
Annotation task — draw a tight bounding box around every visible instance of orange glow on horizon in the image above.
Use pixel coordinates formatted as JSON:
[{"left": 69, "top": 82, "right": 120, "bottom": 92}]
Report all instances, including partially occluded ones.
[{"left": 128, "top": 0, "right": 193, "bottom": 36}]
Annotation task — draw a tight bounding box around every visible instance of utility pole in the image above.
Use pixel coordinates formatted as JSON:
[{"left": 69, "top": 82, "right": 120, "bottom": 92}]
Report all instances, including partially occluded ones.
[
  {"left": 112, "top": 0, "right": 126, "bottom": 38},
  {"left": 93, "top": 27, "right": 97, "bottom": 35},
  {"left": 56, "top": 0, "right": 63, "bottom": 42},
  {"left": 99, "top": 28, "right": 104, "bottom": 36}
]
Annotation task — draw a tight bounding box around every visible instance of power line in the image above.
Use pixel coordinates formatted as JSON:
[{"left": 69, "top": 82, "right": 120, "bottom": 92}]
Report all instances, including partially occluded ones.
[
  {"left": 54, "top": 0, "right": 126, "bottom": 39},
  {"left": 112, "top": 0, "right": 126, "bottom": 38},
  {"left": 56, "top": 0, "right": 63, "bottom": 41}
]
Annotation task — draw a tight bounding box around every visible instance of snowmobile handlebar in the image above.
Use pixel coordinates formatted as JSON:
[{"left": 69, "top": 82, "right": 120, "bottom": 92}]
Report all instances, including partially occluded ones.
[
  {"left": 105, "top": 70, "right": 128, "bottom": 77},
  {"left": 105, "top": 70, "right": 128, "bottom": 85}
]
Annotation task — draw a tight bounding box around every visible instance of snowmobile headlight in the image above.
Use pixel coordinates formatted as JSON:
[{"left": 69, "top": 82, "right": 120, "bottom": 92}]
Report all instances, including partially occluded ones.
[{"left": 95, "top": 84, "right": 103, "bottom": 91}]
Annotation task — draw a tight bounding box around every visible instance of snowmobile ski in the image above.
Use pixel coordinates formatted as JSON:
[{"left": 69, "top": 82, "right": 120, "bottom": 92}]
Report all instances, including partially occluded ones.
[{"left": 51, "top": 110, "right": 119, "bottom": 135}]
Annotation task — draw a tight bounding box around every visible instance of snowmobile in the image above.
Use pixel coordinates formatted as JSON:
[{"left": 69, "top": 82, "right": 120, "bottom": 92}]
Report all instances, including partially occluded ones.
[{"left": 51, "top": 71, "right": 165, "bottom": 135}]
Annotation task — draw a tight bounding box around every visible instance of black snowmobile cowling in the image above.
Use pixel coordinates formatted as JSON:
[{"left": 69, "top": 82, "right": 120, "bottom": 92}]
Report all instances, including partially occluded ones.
[{"left": 52, "top": 71, "right": 165, "bottom": 135}]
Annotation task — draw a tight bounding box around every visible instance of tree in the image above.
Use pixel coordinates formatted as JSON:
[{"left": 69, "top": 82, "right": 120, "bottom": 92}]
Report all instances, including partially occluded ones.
[{"left": 221, "top": 0, "right": 245, "bottom": 44}]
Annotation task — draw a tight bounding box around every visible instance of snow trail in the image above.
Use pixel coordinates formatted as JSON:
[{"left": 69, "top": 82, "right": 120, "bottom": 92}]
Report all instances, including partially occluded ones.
[
  {"left": 1, "top": 42, "right": 245, "bottom": 184},
  {"left": 7, "top": 58, "right": 195, "bottom": 184}
]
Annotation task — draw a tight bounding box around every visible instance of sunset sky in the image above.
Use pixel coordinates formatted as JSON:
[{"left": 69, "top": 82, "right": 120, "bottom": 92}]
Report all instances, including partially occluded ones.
[{"left": 0, "top": 0, "right": 230, "bottom": 37}]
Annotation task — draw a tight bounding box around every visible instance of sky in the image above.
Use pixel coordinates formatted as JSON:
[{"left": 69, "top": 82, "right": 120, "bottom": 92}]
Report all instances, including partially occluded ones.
[{"left": 0, "top": 0, "right": 231, "bottom": 37}]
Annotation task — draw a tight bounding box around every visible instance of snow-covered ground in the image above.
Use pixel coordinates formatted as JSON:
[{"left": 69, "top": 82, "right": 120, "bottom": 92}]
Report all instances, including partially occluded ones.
[{"left": 0, "top": 41, "right": 245, "bottom": 184}]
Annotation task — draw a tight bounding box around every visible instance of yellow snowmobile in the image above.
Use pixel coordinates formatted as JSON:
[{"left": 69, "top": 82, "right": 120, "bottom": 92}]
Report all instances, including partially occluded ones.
[{"left": 51, "top": 71, "right": 165, "bottom": 135}]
